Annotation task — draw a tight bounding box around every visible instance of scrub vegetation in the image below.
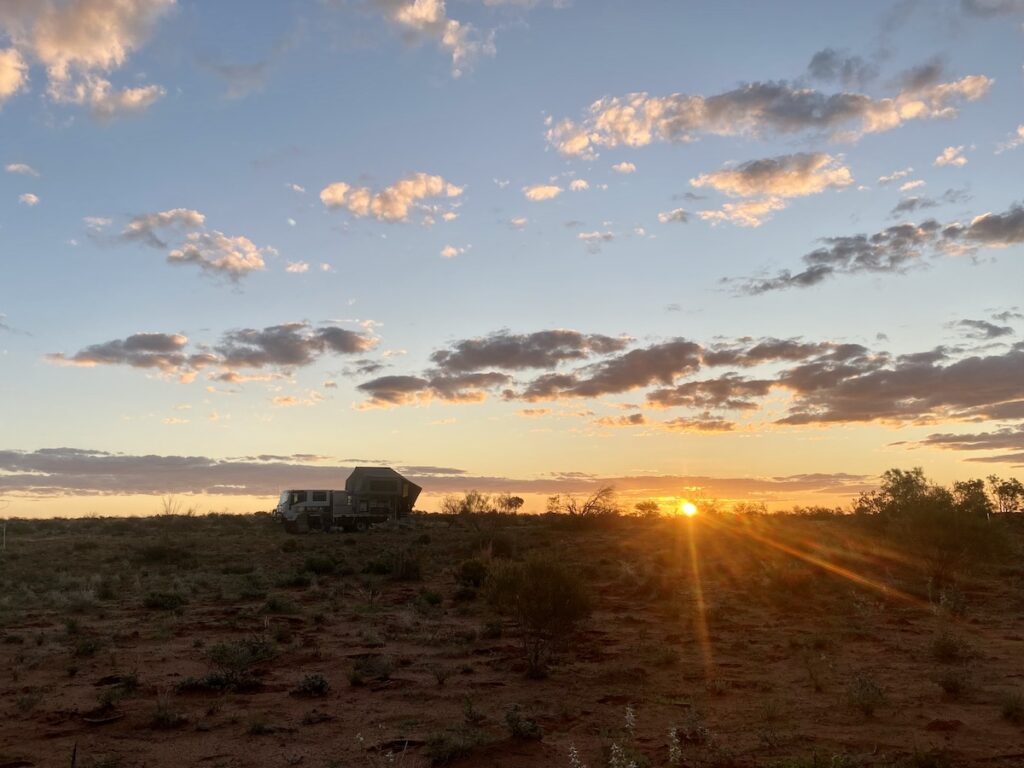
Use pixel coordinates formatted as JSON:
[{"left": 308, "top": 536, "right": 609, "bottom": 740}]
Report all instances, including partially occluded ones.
[{"left": 0, "top": 469, "right": 1022, "bottom": 767}]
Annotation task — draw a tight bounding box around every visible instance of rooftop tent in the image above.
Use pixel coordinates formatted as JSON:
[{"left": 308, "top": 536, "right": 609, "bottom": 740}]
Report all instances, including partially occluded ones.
[{"left": 344, "top": 466, "right": 422, "bottom": 516}]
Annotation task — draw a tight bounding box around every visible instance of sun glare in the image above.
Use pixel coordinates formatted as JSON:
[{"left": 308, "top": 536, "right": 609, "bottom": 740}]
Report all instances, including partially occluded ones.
[{"left": 680, "top": 500, "right": 698, "bottom": 517}]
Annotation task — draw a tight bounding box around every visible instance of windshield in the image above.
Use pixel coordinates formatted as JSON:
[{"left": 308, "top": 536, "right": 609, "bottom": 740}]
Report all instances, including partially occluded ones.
[{"left": 279, "top": 491, "right": 289, "bottom": 506}]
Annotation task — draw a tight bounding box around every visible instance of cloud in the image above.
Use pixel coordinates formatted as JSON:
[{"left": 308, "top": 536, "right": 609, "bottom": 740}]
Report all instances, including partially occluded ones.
[
  {"left": 320, "top": 172, "right": 462, "bottom": 222},
  {"left": 430, "top": 329, "right": 629, "bottom": 372},
  {"left": 594, "top": 413, "right": 647, "bottom": 428},
  {"left": 899, "top": 179, "right": 925, "bottom": 192},
  {"left": 168, "top": 231, "right": 272, "bottom": 281},
  {"left": 732, "top": 200, "right": 1024, "bottom": 293},
  {"left": 611, "top": 161, "right": 636, "bottom": 174},
  {"left": 546, "top": 73, "right": 992, "bottom": 157},
  {"left": 996, "top": 125, "right": 1024, "bottom": 154},
  {"left": 440, "top": 244, "right": 465, "bottom": 258},
  {"left": 48, "top": 322, "right": 376, "bottom": 382},
  {"left": 691, "top": 153, "right": 853, "bottom": 199},
  {"left": 697, "top": 197, "right": 787, "bottom": 227},
  {"left": 357, "top": 371, "right": 510, "bottom": 407},
  {"left": 523, "top": 184, "right": 562, "bottom": 201},
  {"left": 578, "top": 230, "right": 614, "bottom": 252},
  {"left": 889, "top": 188, "right": 969, "bottom": 217},
  {"left": 0, "top": 446, "right": 877, "bottom": 500},
  {"left": 0, "top": 48, "right": 28, "bottom": 104},
  {"left": 878, "top": 167, "right": 913, "bottom": 184},
  {"left": 647, "top": 374, "right": 774, "bottom": 410},
  {"left": 663, "top": 413, "right": 736, "bottom": 432},
  {"left": 285, "top": 261, "right": 309, "bottom": 273},
  {"left": 286, "top": 183, "right": 305, "bottom": 193},
  {"left": 934, "top": 145, "right": 967, "bottom": 167},
  {"left": 0, "top": 0, "right": 173, "bottom": 116},
  {"left": 121, "top": 208, "right": 206, "bottom": 247},
  {"left": 960, "top": 0, "right": 1024, "bottom": 15},
  {"left": 5, "top": 162, "right": 38, "bottom": 176},
  {"left": 370, "top": 0, "right": 495, "bottom": 77},
  {"left": 18, "top": 192, "right": 39, "bottom": 206},
  {"left": 509, "top": 216, "right": 528, "bottom": 228},
  {"left": 915, "top": 424, "right": 1024, "bottom": 466},
  {"left": 657, "top": 208, "right": 689, "bottom": 224},
  {"left": 806, "top": 48, "right": 878, "bottom": 89},
  {"left": 569, "top": 179, "right": 589, "bottom": 191},
  {"left": 954, "top": 319, "right": 1014, "bottom": 339}
]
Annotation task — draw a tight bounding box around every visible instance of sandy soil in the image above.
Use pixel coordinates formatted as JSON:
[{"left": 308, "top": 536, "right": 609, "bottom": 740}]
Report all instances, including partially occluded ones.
[{"left": 0, "top": 512, "right": 1022, "bottom": 768}]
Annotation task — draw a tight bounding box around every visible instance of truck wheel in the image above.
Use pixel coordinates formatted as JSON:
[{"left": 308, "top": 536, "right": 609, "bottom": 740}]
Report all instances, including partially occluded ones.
[{"left": 355, "top": 520, "right": 368, "bottom": 532}]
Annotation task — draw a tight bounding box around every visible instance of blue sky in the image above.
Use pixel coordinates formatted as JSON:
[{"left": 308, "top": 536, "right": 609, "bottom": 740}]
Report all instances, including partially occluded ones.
[{"left": 1, "top": 0, "right": 1023, "bottom": 516}]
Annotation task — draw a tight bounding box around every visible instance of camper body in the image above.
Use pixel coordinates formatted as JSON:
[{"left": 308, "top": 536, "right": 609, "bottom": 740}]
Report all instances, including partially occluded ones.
[{"left": 276, "top": 467, "right": 421, "bottom": 533}]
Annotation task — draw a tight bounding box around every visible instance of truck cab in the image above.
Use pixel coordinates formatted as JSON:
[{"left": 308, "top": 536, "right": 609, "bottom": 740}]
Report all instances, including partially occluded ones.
[{"left": 276, "top": 489, "right": 337, "bottom": 532}]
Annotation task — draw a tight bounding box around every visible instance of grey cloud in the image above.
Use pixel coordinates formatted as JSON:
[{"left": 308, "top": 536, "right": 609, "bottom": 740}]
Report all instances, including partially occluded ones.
[
  {"left": 663, "top": 413, "right": 736, "bottom": 432},
  {"left": 357, "top": 372, "right": 511, "bottom": 406},
  {"left": 961, "top": 0, "right": 1024, "bottom": 15},
  {"left": 647, "top": 375, "right": 773, "bottom": 410},
  {"left": 890, "top": 188, "right": 969, "bottom": 217},
  {"left": 430, "top": 330, "right": 629, "bottom": 372},
  {"left": 807, "top": 48, "right": 878, "bottom": 89},
  {"left": 47, "top": 332, "right": 190, "bottom": 372},
  {"left": 0, "top": 447, "right": 876, "bottom": 499},
  {"left": 955, "top": 319, "right": 1014, "bottom": 339}
]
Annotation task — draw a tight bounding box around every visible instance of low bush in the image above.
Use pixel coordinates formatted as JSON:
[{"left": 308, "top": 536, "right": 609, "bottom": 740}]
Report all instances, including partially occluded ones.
[
  {"left": 142, "top": 591, "right": 186, "bottom": 611},
  {"left": 294, "top": 672, "right": 330, "bottom": 697}
]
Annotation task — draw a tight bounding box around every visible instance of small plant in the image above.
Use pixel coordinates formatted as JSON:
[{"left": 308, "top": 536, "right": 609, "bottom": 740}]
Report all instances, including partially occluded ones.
[
  {"left": 846, "top": 673, "right": 885, "bottom": 717},
  {"left": 456, "top": 559, "right": 488, "bottom": 588},
  {"left": 936, "top": 669, "right": 969, "bottom": 698},
  {"left": 568, "top": 743, "right": 587, "bottom": 768},
  {"left": 150, "top": 695, "right": 187, "bottom": 729},
  {"left": 349, "top": 655, "right": 392, "bottom": 686},
  {"left": 143, "top": 591, "right": 186, "bottom": 611},
  {"left": 294, "top": 672, "right": 330, "bottom": 697},
  {"left": 667, "top": 728, "right": 682, "bottom": 766},
  {"left": 505, "top": 703, "right": 543, "bottom": 740},
  {"left": 425, "top": 728, "right": 480, "bottom": 766},
  {"left": 930, "top": 630, "right": 971, "bottom": 663},
  {"left": 462, "top": 696, "right": 485, "bottom": 727},
  {"left": 431, "top": 664, "right": 453, "bottom": 687},
  {"left": 303, "top": 554, "right": 336, "bottom": 576}
]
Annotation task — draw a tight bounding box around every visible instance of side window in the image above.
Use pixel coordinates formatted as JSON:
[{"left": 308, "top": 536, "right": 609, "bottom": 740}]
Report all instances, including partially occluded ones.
[
  {"left": 292, "top": 491, "right": 307, "bottom": 504},
  {"left": 312, "top": 491, "right": 327, "bottom": 503}
]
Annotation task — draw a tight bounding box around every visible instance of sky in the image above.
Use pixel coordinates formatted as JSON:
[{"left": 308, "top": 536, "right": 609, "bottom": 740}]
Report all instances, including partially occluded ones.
[{"left": 1, "top": 0, "right": 1023, "bottom": 517}]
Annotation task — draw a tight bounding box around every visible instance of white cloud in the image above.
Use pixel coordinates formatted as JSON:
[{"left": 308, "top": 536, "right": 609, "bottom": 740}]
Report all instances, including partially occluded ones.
[
  {"left": 5, "top": 162, "right": 38, "bottom": 176},
  {"left": 879, "top": 167, "right": 913, "bottom": 184},
  {"left": 509, "top": 216, "right": 528, "bottom": 228},
  {"left": 440, "top": 243, "right": 466, "bottom": 258},
  {"left": 168, "top": 231, "right": 272, "bottom": 280},
  {"left": 547, "top": 76, "right": 992, "bottom": 157},
  {"left": 657, "top": 208, "right": 688, "bottom": 224},
  {"left": 285, "top": 261, "right": 309, "bottom": 273},
  {"left": 371, "top": 0, "right": 495, "bottom": 78},
  {"left": 0, "top": 48, "right": 28, "bottom": 105},
  {"left": 899, "top": 179, "right": 926, "bottom": 192},
  {"left": 934, "top": 145, "right": 967, "bottom": 167},
  {"left": 18, "top": 192, "right": 39, "bottom": 206},
  {"left": 697, "top": 197, "right": 787, "bottom": 228},
  {"left": 286, "top": 183, "right": 305, "bottom": 193},
  {"left": 287, "top": 217, "right": 297, "bottom": 227},
  {"left": 578, "top": 230, "right": 614, "bottom": 252},
  {"left": 320, "top": 172, "right": 462, "bottom": 222},
  {"left": 996, "top": 125, "right": 1024, "bottom": 153},
  {"left": 523, "top": 184, "right": 562, "bottom": 201},
  {"left": 569, "top": 179, "right": 589, "bottom": 191},
  {"left": 0, "top": 0, "right": 173, "bottom": 116},
  {"left": 691, "top": 153, "right": 853, "bottom": 199},
  {"left": 493, "top": 178, "right": 510, "bottom": 188},
  {"left": 611, "top": 161, "right": 636, "bottom": 174},
  {"left": 320, "top": 262, "right": 333, "bottom": 272}
]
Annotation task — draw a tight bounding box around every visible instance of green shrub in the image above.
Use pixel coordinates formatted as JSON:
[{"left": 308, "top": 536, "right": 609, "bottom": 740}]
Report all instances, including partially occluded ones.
[
  {"left": 930, "top": 630, "right": 971, "bottom": 663},
  {"left": 846, "top": 673, "right": 885, "bottom": 717},
  {"left": 303, "top": 554, "right": 336, "bottom": 576},
  {"left": 143, "top": 591, "right": 186, "bottom": 611},
  {"left": 425, "top": 728, "right": 480, "bottom": 766},
  {"left": 294, "top": 672, "right": 330, "bottom": 697},
  {"left": 505, "top": 703, "right": 543, "bottom": 740},
  {"left": 456, "top": 559, "right": 489, "bottom": 588},
  {"left": 349, "top": 655, "right": 393, "bottom": 686},
  {"left": 486, "top": 553, "right": 590, "bottom": 677}
]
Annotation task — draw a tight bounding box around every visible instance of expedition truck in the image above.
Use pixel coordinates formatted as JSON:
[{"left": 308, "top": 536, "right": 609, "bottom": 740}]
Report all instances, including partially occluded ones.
[{"left": 275, "top": 466, "right": 421, "bottom": 533}]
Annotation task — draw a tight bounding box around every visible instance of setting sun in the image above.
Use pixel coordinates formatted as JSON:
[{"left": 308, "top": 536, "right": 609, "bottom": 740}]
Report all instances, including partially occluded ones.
[{"left": 680, "top": 500, "right": 699, "bottom": 517}]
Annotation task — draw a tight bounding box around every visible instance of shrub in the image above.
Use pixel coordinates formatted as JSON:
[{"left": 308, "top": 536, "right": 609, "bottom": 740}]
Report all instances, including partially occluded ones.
[
  {"left": 294, "top": 673, "right": 330, "bottom": 697},
  {"left": 456, "top": 559, "right": 489, "bottom": 588},
  {"left": 143, "top": 591, "right": 186, "bottom": 611},
  {"left": 505, "top": 703, "right": 543, "bottom": 740},
  {"left": 303, "top": 554, "right": 336, "bottom": 576},
  {"left": 276, "top": 571, "right": 312, "bottom": 588},
  {"left": 280, "top": 538, "right": 300, "bottom": 552},
  {"left": 349, "top": 655, "right": 393, "bottom": 686},
  {"left": 390, "top": 549, "right": 423, "bottom": 581},
  {"left": 936, "top": 669, "right": 969, "bottom": 698},
  {"left": 426, "top": 728, "right": 480, "bottom": 766},
  {"left": 930, "top": 630, "right": 971, "bottom": 663},
  {"left": 150, "top": 696, "right": 187, "bottom": 729},
  {"left": 486, "top": 553, "right": 590, "bottom": 677},
  {"left": 846, "top": 674, "right": 885, "bottom": 717}
]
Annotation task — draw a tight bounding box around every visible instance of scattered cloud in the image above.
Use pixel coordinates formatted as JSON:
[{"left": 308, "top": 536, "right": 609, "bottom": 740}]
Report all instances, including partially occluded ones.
[
  {"left": 18, "top": 192, "right": 39, "bottom": 206},
  {"left": 286, "top": 183, "right": 305, "bottom": 193},
  {"left": 879, "top": 167, "right": 913, "bottom": 184},
  {"left": 996, "top": 125, "right": 1024, "bottom": 154},
  {"left": 899, "top": 179, "right": 925, "bottom": 192},
  {"left": 320, "top": 172, "right": 462, "bottom": 222},
  {"left": 5, "top": 162, "right": 38, "bottom": 176},
  {"left": 121, "top": 208, "right": 206, "bottom": 248},
  {"left": 285, "top": 261, "right": 309, "bottom": 273},
  {"left": 657, "top": 208, "right": 689, "bottom": 224},
  {"left": 546, "top": 72, "right": 991, "bottom": 157},
  {"left": 0, "top": 0, "right": 173, "bottom": 117},
  {"left": 934, "top": 145, "right": 967, "bottom": 167},
  {"left": 691, "top": 153, "right": 853, "bottom": 198},
  {"left": 889, "top": 188, "right": 969, "bottom": 217},
  {"left": 806, "top": 48, "right": 878, "bottom": 89},
  {"left": 168, "top": 231, "right": 273, "bottom": 281},
  {"left": 611, "top": 161, "right": 636, "bottom": 174},
  {"left": 430, "top": 329, "right": 629, "bottom": 372},
  {"left": 369, "top": 0, "right": 495, "bottom": 77},
  {"left": 960, "top": 0, "right": 1024, "bottom": 15},
  {"left": 578, "top": 230, "right": 614, "bottom": 252},
  {"left": 440, "top": 243, "right": 466, "bottom": 258},
  {"left": 569, "top": 179, "right": 589, "bottom": 191},
  {"left": 523, "top": 184, "right": 562, "bottom": 201},
  {"left": 698, "top": 197, "right": 787, "bottom": 228},
  {"left": 954, "top": 318, "right": 1014, "bottom": 339},
  {"left": 509, "top": 216, "right": 528, "bottom": 228}
]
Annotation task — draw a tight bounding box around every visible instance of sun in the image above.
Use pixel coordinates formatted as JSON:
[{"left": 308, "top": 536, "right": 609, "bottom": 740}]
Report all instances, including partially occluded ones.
[{"left": 680, "top": 500, "right": 698, "bottom": 517}]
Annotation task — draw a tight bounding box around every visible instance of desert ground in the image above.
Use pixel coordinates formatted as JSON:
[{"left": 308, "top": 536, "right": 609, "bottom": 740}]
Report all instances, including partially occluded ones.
[{"left": 1, "top": 508, "right": 1023, "bottom": 768}]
